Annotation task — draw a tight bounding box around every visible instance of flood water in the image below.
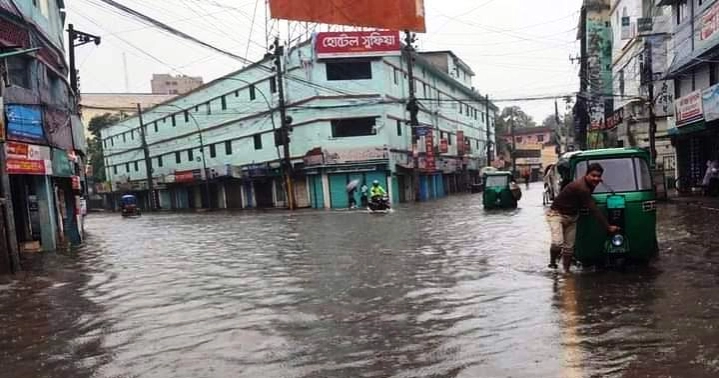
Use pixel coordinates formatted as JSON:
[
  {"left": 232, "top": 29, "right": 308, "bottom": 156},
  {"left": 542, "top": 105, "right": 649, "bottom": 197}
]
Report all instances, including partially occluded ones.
[{"left": 1, "top": 186, "right": 718, "bottom": 378}]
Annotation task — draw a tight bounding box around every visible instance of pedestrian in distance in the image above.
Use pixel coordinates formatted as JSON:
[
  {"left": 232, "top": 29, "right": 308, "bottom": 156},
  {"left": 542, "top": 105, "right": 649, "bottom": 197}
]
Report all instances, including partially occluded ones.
[
  {"left": 545, "top": 163, "right": 620, "bottom": 273},
  {"left": 360, "top": 183, "right": 369, "bottom": 207}
]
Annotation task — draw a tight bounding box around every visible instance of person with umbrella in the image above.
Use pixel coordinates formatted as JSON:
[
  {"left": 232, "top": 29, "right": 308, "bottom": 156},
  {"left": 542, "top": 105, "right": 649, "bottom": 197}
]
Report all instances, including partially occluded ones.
[{"left": 346, "top": 179, "right": 360, "bottom": 209}]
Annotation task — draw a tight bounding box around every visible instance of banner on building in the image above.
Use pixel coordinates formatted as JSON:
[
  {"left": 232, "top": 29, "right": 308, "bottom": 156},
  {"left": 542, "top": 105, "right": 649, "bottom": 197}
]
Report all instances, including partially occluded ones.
[
  {"left": 675, "top": 90, "right": 704, "bottom": 126},
  {"left": 701, "top": 1, "right": 719, "bottom": 44},
  {"left": 174, "top": 169, "right": 202, "bottom": 183},
  {"left": 456, "top": 131, "right": 464, "bottom": 156},
  {"left": 654, "top": 80, "right": 675, "bottom": 117},
  {"left": 6, "top": 104, "right": 44, "bottom": 143},
  {"left": 439, "top": 138, "right": 448, "bottom": 153},
  {"left": 424, "top": 130, "right": 435, "bottom": 171},
  {"left": 703, "top": 83, "right": 719, "bottom": 122},
  {"left": 5, "top": 141, "right": 52, "bottom": 175},
  {"left": 270, "top": 0, "right": 426, "bottom": 32},
  {"left": 315, "top": 31, "right": 401, "bottom": 59}
]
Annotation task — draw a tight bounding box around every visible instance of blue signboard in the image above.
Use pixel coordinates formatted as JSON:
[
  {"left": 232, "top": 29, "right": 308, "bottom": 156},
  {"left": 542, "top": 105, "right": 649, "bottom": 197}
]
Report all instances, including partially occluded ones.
[
  {"left": 415, "top": 126, "right": 430, "bottom": 137},
  {"left": 6, "top": 105, "right": 44, "bottom": 143}
]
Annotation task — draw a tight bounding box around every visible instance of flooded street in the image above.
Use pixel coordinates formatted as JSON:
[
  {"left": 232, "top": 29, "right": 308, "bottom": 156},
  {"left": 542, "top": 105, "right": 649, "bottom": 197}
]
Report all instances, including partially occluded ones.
[{"left": 2, "top": 187, "right": 719, "bottom": 378}]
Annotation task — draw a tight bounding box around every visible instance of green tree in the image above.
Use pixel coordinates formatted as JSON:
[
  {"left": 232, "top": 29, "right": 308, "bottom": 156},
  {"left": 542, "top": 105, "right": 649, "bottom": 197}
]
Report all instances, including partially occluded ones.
[
  {"left": 86, "top": 113, "right": 121, "bottom": 183},
  {"left": 494, "top": 106, "right": 536, "bottom": 159}
]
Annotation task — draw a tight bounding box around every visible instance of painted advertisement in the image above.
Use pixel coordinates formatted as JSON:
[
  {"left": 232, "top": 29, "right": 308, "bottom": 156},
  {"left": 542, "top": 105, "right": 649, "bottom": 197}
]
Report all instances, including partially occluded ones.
[
  {"left": 585, "top": 19, "right": 614, "bottom": 132},
  {"left": 315, "top": 31, "right": 400, "bottom": 59},
  {"left": 5, "top": 141, "right": 52, "bottom": 175},
  {"left": 675, "top": 90, "right": 704, "bottom": 126},
  {"left": 6, "top": 104, "right": 44, "bottom": 143},
  {"left": 270, "top": 0, "right": 425, "bottom": 32}
]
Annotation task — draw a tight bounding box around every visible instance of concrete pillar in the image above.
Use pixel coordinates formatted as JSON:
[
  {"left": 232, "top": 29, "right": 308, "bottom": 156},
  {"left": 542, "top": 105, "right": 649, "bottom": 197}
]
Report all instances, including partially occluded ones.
[
  {"left": 386, "top": 174, "right": 394, "bottom": 204},
  {"left": 35, "top": 176, "right": 57, "bottom": 252},
  {"left": 218, "top": 183, "right": 227, "bottom": 209},
  {"left": 321, "top": 172, "right": 331, "bottom": 209},
  {"left": 193, "top": 186, "right": 202, "bottom": 209}
]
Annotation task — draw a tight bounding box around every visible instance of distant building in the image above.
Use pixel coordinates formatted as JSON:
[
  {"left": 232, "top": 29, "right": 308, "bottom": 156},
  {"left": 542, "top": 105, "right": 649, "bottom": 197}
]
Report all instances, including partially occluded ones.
[
  {"left": 499, "top": 127, "right": 558, "bottom": 180},
  {"left": 151, "top": 74, "right": 203, "bottom": 95},
  {"left": 80, "top": 93, "right": 177, "bottom": 136},
  {"left": 100, "top": 34, "right": 498, "bottom": 211}
]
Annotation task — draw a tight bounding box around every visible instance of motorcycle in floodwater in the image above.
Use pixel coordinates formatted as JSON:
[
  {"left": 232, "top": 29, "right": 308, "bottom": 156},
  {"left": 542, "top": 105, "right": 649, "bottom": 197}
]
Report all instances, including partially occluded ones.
[{"left": 367, "top": 196, "right": 391, "bottom": 214}]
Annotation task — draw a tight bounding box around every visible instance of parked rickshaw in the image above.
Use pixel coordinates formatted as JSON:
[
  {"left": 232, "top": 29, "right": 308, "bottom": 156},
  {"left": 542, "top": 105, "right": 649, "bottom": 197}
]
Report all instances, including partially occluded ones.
[
  {"left": 483, "top": 171, "right": 521, "bottom": 209},
  {"left": 557, "top": 148, "right": 658, "bottom": 266},
  {"left": 120, "top": 194, "right": 141, "bottom": 217}
]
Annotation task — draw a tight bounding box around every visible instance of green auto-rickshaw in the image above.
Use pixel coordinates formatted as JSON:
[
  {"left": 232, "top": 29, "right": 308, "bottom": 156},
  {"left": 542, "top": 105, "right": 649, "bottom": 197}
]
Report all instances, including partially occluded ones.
[
  {"left": 483, "top": 171, "right": 521, "bottom": 209},
  {"left": 557, "top": 148, "right": 658, "bottom": 266}
]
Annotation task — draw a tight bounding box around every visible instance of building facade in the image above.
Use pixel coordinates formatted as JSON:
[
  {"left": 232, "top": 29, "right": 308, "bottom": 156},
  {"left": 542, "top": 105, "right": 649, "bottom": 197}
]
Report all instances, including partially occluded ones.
[
  {"left": 665, "top": 0, "right": 719, "bottom": 190},
  {"left": 100, "top": 35, "right": 497, "bottom": 210},
  {"left": 151, "top": 74, "right": 204, "bottom": 95},
  {"left": 81, "top": 93, "right": 177, "bottom": 130},
  {"left": 499, "top": 127, "right": 559, "bottom": 181},
  {"left": 0, "top": 0, "right": 86, "bottom": 264},
  {"left": 609, "top": 0, "right": 675, "bottom": 177}
]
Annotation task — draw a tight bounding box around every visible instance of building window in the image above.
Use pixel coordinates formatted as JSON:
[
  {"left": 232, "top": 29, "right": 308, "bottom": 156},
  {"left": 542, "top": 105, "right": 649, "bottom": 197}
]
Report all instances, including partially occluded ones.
[
  {"left": 711, "top": 62, "right": 718, "bottom": 86},
  {"left": 516, "top": 136, "right": 523, "bottom": 143},
  {"left": 537, "top": 134, "right": 545, "bottom": 142},
  {"left": 172, "top": 115, "right": 176, "bottom": 127},
  {"left": 157, "top": 155, "right": 163, "bottom": 167},
  {"left": 269, "top": 77, "right": 277, "bottom": 93},
  {"left": 111, "top": 138, "right": 114, "bottom": 147},
  {"left": 254, "top": 134, "right": 263, "bottom": 150},
  {"left": 396, "top": 120, "right": 402, "bottom": 136},
  {"left": 331, "top": 117, "right": 376, "bottom": 138},
  {"left": 459, "top": 103, "right": 463, "bottom": 115},
  {"left": 130, "top": 130, "right": 134, "bottom": 140},
  {"left": 113, "top": 165, "right": 117, "bottom": 175},
  {"left": 326, "top": 60, "right": 372, "bottom": 80},
  {"left": 225, "top": 140, "right": 232, "bottom": 155},
  {"left": 234, "top": 90, "right": 239, "bottom": 97},
  {"left": 221, "top": 96, "right": 227, "bottom": 110},
  {"left": 6, "top": 56, "right": 31, "bottom": 88},
  {"left": 153, "top": 121, "right": 158, "bottom": 132},
  {"left": 188, "top": 149, "right": 194, "bottom": 162},
  {"left": 393, "top": 68, "right": 399, "bottom": 85},
  {"left": 423, "top": 83, "right": 428, "bottom": 97},
  {"left": 250, "top": 85, "right": 256, "bottom": 100},
  {"left": 619, "top": 69, "right": 625, "bottom": 96},
  {"left": 184, "top": 111, "right": 189, "bottom": 123},
  {"left": 210, "top": 144, "right": 216, "bottom": 158},
  {"left": 134, "top": 161, "right": 139, "bottom": 171},
  {"left": 482, "top": 112, "right": 486, "bottom": 123},
  {"left": 677, "top": 0, "right": 689, "bottom": 24},
  {"left": 206, "top": 102, "right": 211, "bottom": 115},
  {"left": 122, "top": 133, "right": 126, "bottom": 143},
  {"left": 448, "top": 133, "right": 452, "bottom": 145},
  {"left": 175, "top": 151, "right": 181, "bottom": 164},
  {"left": 125, "top": 163, "right": 130, "bottom": 172}
]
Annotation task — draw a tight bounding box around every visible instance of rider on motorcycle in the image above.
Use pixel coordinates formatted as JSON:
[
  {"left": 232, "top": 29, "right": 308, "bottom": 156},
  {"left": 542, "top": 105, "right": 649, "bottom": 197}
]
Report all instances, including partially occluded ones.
[{"left": 369, "top": 180, "right": 386, "bottom": 201}]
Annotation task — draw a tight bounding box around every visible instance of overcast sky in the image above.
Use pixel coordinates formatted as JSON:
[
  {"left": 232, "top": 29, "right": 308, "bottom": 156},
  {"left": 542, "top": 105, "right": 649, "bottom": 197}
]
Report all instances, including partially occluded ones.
[{"left": 67, "top": 0, "right": 582, "bottom": 123}]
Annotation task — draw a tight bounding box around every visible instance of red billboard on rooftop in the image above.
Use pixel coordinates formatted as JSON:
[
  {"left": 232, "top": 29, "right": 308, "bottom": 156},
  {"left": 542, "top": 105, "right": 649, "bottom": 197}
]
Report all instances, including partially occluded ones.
[{"left": 269, "top": 0, "right": 426, "bottom": 33}]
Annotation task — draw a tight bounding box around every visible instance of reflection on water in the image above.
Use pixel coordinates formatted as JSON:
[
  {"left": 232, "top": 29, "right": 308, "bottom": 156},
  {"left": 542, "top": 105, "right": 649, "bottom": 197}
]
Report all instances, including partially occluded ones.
[{"left": 0, "top": 187, "right": 718, "bottom": 378}]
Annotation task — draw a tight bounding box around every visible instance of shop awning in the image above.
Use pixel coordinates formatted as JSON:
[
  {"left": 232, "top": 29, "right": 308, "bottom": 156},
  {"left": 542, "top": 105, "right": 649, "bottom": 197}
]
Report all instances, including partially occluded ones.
[{"left": 666, "top": 121, "right": 707, "bottom": 137}]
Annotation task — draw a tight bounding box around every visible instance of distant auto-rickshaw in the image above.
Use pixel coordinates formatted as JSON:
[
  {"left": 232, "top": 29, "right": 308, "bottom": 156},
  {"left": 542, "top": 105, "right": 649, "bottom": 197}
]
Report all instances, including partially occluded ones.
[
  {"left": 483, "top": 171, "right": 520, "bottom": 209},
  {"left": 556, "top": 148, "right": 658, "bottom": 266},
  {"left": 120, "top": 194, "right": 141, "bottom": 217}
]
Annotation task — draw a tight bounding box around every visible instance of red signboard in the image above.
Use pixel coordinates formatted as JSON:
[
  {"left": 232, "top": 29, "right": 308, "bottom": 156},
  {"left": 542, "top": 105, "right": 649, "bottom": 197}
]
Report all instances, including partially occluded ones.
[
  {"left": 71, "top": 176, "right": 81, "bottom": 190},
  {"left": 425, "top": 130, "right": 436, "bottom": 171},
  {"left": 439, "top": 139, "right": 448, "bottom": 153},
  {"left": 175, "top": 169, "right": 201, "bottom": 183},
  {"left": 5, "top": 141, "right": 28, "bottom": 159},
  {"left": 315, "top": 31, "right": 401, "bottom": 59},
  {"left": 6, "top": 159, "right": 46, "bottom": 175},
  {"left": 270, "top": 0, "right": 426, "bottom": 33},
  {"left": 456, "top": 131, "right": 464, "bottom": 156},
  {"left": 675, "top": 90, "right": 704, "bottom": 127}
]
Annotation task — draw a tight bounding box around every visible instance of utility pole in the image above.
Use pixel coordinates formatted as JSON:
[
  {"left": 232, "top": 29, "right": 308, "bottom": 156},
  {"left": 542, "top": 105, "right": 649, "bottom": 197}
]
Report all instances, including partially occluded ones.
[
  {"left": 136, "top": 104, "right": 155, "bottom": 211},
  {"left": 485, "top": 94, "right": 492, "bottom": 165},
  {"left": 404, "top": 30, "right": 420, "bottom": 202},
  {"left": 67, "top": 24, "right": 101, "bottom": 101},
  {"left": 273, "top": 38, "right": 295, "bottom": 210},
  {"left": 510, "top": 113, "right": 517, "bottom": 179},
  {"left": 555, "top": 98, "right": 562, "bottom": 154},
  {"left": 645, "top": 39, "right": 657, "bottom": 166},
  {"left": 0, "top": 64, "right": 20, "bottom": 273}
]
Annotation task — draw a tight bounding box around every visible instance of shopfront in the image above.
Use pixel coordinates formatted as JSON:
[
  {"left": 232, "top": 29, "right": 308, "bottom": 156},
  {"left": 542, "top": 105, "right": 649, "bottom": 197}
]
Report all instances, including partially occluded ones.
[{"left": 671, "top": 89, "right": 718, "bottom": 190}]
